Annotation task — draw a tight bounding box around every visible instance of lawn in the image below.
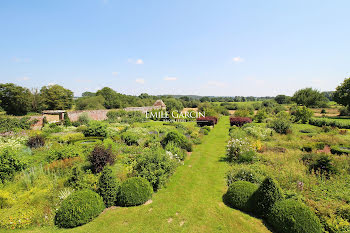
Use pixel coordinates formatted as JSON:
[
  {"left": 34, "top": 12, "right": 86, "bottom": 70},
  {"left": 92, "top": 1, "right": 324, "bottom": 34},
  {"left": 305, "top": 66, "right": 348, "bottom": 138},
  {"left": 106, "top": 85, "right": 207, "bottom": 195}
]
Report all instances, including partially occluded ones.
[{"left": 12, "top": 116, "right": 270, "bottom": 233}]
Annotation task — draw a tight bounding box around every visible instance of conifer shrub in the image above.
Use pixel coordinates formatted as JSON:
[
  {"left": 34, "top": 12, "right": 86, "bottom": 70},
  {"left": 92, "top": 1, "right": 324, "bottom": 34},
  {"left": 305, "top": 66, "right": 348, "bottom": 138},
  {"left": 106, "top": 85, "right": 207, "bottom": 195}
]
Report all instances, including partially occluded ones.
[
  {"left": 223, "top": 181, "right": 258, "bottom": 212},
  {"left": 98, "top": 167, "right": 120, "bottom": 207},
  {"left": 54, "top": 189, "right": 105, "bottom": 228},
  {"left": 267, "top": 199, "right": 322, "bottom": 233},
  {"left": 250, "top": 177, "right": 283, "bottom": 217},
  {"left": 118, "top": 177, "right": 153, "bottom": 207},
  {"left": 63, "top": 112, "right": 72, "bottom": 126}
]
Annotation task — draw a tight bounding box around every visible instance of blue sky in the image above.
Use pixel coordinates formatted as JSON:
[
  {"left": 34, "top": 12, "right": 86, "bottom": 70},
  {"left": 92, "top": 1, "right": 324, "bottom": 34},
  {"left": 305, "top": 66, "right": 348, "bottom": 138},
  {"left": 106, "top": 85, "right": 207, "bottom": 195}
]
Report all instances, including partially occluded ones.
[{"left": 1, "top": 0, "right": 349, "bottom": 97}]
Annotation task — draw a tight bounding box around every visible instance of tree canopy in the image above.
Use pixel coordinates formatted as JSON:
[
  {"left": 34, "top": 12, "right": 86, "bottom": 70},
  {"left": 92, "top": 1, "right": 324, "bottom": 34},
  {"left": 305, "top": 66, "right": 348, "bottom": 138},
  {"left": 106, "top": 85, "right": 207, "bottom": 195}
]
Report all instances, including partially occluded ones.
[
  {"left": 40, "top": 84, "right": 73, "bottom": 110},
  {"left": 291, "top": 88, "right": 328, "bottom": 107},
  {"left": 0, "top": 83, "right": 32, "bottom": 115},
  {"left": 333, "top": 78, "right": 350, "bottom": 110}
]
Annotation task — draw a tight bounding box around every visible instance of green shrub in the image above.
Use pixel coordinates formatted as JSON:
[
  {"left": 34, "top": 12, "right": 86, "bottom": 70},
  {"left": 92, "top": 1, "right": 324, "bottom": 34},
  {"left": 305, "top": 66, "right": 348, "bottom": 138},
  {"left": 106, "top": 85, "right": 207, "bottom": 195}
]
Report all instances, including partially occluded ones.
[
  {"left": 46, "top": 143, "right": 83, "bottom": 162},
  {"left": 118, "top": 177, "right": 153, "bottom": 206},
  {"left": 0, "top": 148, "right": 25, "bottom": 183},
  {"left": 83, "top": 121, "right": 108, "bottom": 137},
  {"left": 165, "top": 141, "right": 187, "bottom": 161},
  {"left": 309, "top": 154, "right": 338, "bottom": 177},
  {"left": 98, "top": 167, "right": 120, "bottom": 207},
  {"left": 203, "top": 129, "right": 209, "bottom": 135},
  {"left": 254, "top": 109, "right": 269, "bottom": 123},
  {"left": 0, "top": 116, "right": 33, "bottom": 133},
  {"left": 301, "top": 144, "right": 313, "bottom": 152},
  {"left": 226, "top": 138, "right": 255, "bottom": 162},
  {"left": 133, "top": 147, "right": 178, "bottom": 191},
  {"left": 121, "top": 131, "right": 140, "bottom": 146},
  {"left": 330, "top": 145, "right": 350, "bottom": 155},
  {"left": 251, "top": 177, "right": 283, "bottom": 217},
  {"left": 26, "top": 135, "right": 45, "bottom": 148},
  {"left": 226, "top": 166, "right": 266, "bottom": 186},
  {"left": 292, "top": 106, "right": 314, "bottom": 123},
  {"left": 54, "top": 189, "right": 105, "bottom": 228},
  {"left": 202, "top": 126, "right": 211, "bottom": 132},
  {"left": 78, "top": 113, "right": 91, "bottom": 125},
  {"left": 223, "top": 181, "right": 258, "bottom": 212},
  {"left": 236, "top": 150, "right": 258, "bottom": 163},
  {"left": 88, "top": 145, "right": 115, "bottom": 173},
  {"left": 267, "top": 112, "right": 292, "bottom": 134},
  {"left": 161, "top": 130, "right": 192, "bottom": 152},
  {"left": 66, "top": 167, "right": 98, "bottom": 190},
  {"left": 57, "top": 132, "right": 85, "bottom": 143},
  {"left": 63, "top": 112, "right": 72, "bottom": 126},
  {"left": 267, "top": 199, "right": 322, "bottom": 233},
  {"left": 338, "top": 205, "right": 350, "bottom": 222}
]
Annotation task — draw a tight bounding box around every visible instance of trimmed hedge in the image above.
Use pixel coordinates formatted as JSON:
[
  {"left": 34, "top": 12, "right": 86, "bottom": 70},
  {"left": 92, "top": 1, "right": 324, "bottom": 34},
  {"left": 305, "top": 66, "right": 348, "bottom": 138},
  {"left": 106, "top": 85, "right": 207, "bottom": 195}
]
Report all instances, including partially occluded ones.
[
  {"left": 118, "top": 177, "right": 153, "bottom": 207},
  {"left": 223, "top": 181, "right": 258, "bottom": 212},
  {"left": 330, "top": 145, "right": 350, "bottom": 155},
  {"left": 267, "top": 199, "right": 322, "bottom": 233},
  {"left": 309, "top": 117, "right": 350, "bottom": 129},
  {"left": 54, "top": 189, "right": 105, "bottom": 228},
  {"left": 251, "top": 177, "right": 283, "bottom": 217},
  {"left": 230, "top": 117, "right": 252, "bottom": 127},
  {"left": 196, "top": 116, "right": 217, "bottom": 126},
  {"left": 98, "top": 167, "right": 120, "bottom": 207}
]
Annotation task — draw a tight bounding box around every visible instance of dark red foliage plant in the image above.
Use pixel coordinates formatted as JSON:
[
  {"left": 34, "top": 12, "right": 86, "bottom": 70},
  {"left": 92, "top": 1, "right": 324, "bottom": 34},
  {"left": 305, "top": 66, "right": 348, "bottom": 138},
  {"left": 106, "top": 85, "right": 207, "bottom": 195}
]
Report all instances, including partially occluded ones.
[
  {"left": 229, "top": 117, "right": 252, "bottom": 127},
  {"left": 88, "top": 145, "right": 115, "bottom": 173}
]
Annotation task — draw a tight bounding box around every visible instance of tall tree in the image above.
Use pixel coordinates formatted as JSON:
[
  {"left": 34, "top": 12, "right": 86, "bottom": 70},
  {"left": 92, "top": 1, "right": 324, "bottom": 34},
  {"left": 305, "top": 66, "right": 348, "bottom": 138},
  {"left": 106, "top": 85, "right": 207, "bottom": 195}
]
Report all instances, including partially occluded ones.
[
  {"left": 333, "top": 78, "right": 350, "bottom": 110},
  {"left": 96, "top": 87, "right": 120, "bottom": 109},
  {"left": 40, "top": 84, "right": 73, "bottom": 110},
  {"left": 274, "top": 95, "right": 291, "bottom": 104},
  {"left": 0, "top": 83, "right": 32, "bottom": 115},
  {"left": 291, "top": 88, "right": 328, "bottom": 107}
]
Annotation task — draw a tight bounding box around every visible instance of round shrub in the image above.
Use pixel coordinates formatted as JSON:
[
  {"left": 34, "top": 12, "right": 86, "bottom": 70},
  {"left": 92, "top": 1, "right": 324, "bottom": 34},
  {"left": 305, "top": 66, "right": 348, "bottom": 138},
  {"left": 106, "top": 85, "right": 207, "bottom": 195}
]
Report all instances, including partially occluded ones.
[
  {"left": 118, "top": 177, "right": 153, "bottom": 206},
  {"left": 54, "top": 189, "right": 105, "bottom": 228},
  {"left": 83, "top": 121, "right": 107, "bottom": 137},
  {"left": 251, "top": 177, "right": 283, "bottom": 217},
  {"left": 161, "top": 131, "right": 192, "bottom": 152},
  {"left": 223, "top": 181, "right": 258, "bottom": 212},
  {"left": 267, "top": 199, "right": 322, "bottom": 233}
]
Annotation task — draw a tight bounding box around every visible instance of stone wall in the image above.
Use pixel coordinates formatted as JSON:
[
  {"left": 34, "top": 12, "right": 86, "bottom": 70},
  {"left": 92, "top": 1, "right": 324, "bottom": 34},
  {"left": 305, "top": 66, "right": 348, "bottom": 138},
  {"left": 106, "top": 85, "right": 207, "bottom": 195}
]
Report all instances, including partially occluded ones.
[{"left": 67, "top": 110, "right": 110, "bottom": 122}]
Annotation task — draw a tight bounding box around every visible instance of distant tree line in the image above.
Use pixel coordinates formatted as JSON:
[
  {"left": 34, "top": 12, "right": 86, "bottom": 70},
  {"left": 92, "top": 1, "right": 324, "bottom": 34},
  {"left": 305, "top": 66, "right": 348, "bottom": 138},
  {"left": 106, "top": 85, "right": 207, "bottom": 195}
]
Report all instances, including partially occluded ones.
[{"left": 1, "top": 77, "right": 349, "bottom": 116}]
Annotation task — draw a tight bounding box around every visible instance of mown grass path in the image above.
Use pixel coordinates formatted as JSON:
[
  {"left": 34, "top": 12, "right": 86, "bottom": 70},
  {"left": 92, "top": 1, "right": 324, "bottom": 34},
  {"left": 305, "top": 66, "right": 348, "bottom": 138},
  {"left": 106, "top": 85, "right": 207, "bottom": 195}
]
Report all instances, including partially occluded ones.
[{"left": 22, "top": 116, "right": 270, "bottom": 233}]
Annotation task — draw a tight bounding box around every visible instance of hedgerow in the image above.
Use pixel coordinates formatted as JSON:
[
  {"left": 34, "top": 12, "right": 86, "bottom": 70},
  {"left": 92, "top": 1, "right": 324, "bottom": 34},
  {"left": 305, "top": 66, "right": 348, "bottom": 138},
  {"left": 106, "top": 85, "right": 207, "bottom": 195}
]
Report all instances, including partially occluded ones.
[{"left": 309, "top": 117, "right": 350, "bottom": 129}]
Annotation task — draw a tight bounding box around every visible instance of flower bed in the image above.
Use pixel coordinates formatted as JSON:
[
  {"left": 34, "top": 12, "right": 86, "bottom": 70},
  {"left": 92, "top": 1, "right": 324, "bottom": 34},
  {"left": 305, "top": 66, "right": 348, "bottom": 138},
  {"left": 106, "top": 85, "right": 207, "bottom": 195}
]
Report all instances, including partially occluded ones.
[{"left": 230, "top": 117, "right": 252, "bottom": 127}]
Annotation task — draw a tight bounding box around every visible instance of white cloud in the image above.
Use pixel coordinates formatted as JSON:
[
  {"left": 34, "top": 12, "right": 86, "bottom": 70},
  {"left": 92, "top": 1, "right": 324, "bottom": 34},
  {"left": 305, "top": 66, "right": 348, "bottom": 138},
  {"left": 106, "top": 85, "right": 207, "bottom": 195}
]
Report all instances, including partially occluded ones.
[
  {"left": 112, "top": 72, "right": 118, "bottom": 76},
  {"left": 232, "top": 56, "right": 244, "bottom": 63},
  {"left": 128, "top": 58, "right": 144, "bottom": 64},
  {"left": 164, "top": 76, "right": 177, "bottom": 81},
  {"left": 135, "top": 78, "right": 145, "bottom": 84}
]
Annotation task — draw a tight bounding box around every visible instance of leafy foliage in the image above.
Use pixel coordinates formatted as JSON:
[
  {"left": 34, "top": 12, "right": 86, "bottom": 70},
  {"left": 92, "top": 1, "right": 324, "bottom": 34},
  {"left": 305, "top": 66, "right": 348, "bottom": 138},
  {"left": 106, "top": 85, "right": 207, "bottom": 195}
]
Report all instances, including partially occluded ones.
[
  {"left": 267, "top": 112, "right": 292, "bottom": 134},
  {"left": 223, "top": 181, "right": 258, "bottom": 212},
  {"left": 291, "top": 106, "right": 314, "bottom": 123},
  {"left": 292, "top": 88, "right": 328, "bottom": 107},
  {"left": 54, "top": 189, "right": 105, "bottom": 228},
  {"left": 0, "top": 83, "right": 32, "bottom": 115},
  {"left": 133, "top": 147, "right": 178, "bottom": 191},
  {"left": 267, "top": 199, "right": 322, "bottom": 233},
  {"left": 333, "top": 78, "right": 350, "bottom": 110},
  {"left": 40, "top": 84, "right": 73, "bottom": 110},
  {"left": 63, "top": 112, "right": 72, "bottom": 126},
  {"left": 119, "top": 177, "right": 153, "bottom": 206},
  {"left": 76, "top": 95, "right": 105, "bottom": 110},
  {"left": 229, "top": 117, "right": 252, "bottom": 127},
  {"left": 0, "top": 116, "right": 33, "bottom": 133},
  {"left": 161, "top": 130, "right": 192, "bottom": 152},
  {"left": 88, "top": 145, "right": 115, "bottom": 173},
  {"left": 0, "top": 148, "right": 25, "bottom": 183},
  {"left": 83, "top": 120, "right": 108, "bottom": 137},
  {"left": 26, "top": 135, "right": 45, "bottom": 148}
]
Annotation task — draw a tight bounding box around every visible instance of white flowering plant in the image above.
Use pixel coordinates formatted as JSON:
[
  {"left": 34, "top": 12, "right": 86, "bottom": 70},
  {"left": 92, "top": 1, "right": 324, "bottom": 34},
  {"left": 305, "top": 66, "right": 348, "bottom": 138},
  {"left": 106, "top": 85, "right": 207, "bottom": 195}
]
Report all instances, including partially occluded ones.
[{"left": 226, "top": 138, "right": 255, "bottom": 162}]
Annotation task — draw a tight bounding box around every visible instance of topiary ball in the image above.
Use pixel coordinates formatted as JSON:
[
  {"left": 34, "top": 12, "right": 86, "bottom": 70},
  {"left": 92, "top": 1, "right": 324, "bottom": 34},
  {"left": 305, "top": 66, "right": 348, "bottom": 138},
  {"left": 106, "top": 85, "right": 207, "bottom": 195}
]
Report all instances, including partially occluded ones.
[
  {"left": 54, "top": 189, "right": 105, "bottom": 228},
  {"left": 251, "top": 177, "right": 283, "bottom": 217},
  {"left": 118, "top": 177, "right": 153, "bottom": 207},
  {"left": 223, "top": 181, "right": 258, "bottom": 212},
  {"left": 267, "top": 199, "right": 322, "bottom": 233}
]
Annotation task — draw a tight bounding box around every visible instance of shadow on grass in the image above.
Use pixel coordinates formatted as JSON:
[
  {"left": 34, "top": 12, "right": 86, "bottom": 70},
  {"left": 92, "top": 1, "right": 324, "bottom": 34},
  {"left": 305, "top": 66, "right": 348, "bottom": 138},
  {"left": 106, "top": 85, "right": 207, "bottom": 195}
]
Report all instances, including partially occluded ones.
[{"left": 221, "top": 194, "right": 276, "bottom": 233}]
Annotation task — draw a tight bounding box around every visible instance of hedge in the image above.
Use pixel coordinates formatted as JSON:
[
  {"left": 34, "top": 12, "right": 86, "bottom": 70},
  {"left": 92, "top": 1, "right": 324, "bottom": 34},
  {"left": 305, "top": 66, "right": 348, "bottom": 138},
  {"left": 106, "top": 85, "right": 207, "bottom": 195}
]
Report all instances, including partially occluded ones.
[
  {"left": 161, "top": 130, "right": 193, "bottom": 152},
  {"left": 309, "top": 117, "right": 350, "bottom": 129},
  {"left": 230, "top": 117, "right": 252, "bottom": 127},
  {"left": 330, "top": 145, "right": 350, "bottom": 155},
  {"left": 196, "top": 116, "right": 218, "bottom": 127},
  {"left": 267, "top": 199, "right": 322, "bottom": 233},
  {"left": 54, "top": 189, "right": 105, "bottom": 228},
  {"left": 223, "top": 181, "right": 258, "bottom": 212},
  {"left": 118, "top": 177, "right": 153, "bottom": 207}
]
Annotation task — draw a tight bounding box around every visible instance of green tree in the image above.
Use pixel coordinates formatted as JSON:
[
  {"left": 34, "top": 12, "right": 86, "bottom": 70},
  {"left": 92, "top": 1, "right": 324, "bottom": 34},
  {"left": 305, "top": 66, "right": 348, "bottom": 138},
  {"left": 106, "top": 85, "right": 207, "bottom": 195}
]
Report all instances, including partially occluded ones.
[
  {"left": 333, "top": 78, "right": 350, "bottom": 111},
  {"left": 274, "top": 95, "right": 291, "bottom": 104},
  {"left": 40, "top": 84, "right": 73, "bottom": 110},
  {"left": 98, "top": 167, "right": 120, "bottom": 207},
  {"left": 291, "top": 88, "right": 328, "bottom": 107},
  {"left": 82, "top": 91, "right": 96, "bottom": 97},
  {"left": 164, "top": 98, "right": 184, "bottom": 112},
  {"left": 96, "top": 87, "right": 120, "bottom": 109},
  {"left": 0, "top": 83, "right": 32, "bottom": 115},
  {"left": 76, "top": 95, "right": 105, "bottom": 110}
]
